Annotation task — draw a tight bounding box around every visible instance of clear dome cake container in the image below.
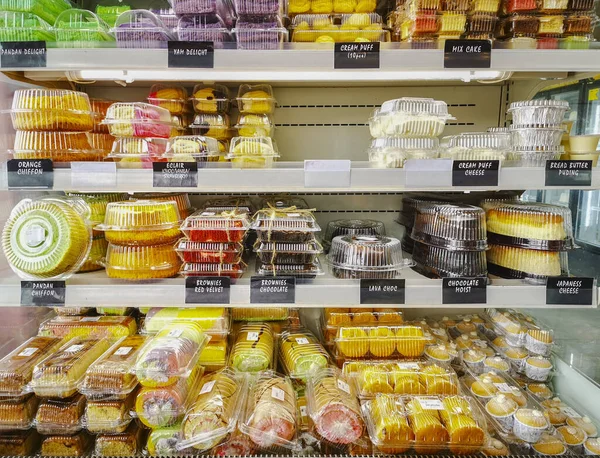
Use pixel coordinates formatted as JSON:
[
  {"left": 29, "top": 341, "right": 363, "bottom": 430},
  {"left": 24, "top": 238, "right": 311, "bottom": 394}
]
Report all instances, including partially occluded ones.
[
  {"left": 411, "top": 241, "right": 488, "bottom": 278},
  {"left": 181, "top": 209, "right": 251, "bottom": 243},
  {"left": 2, "top": 197, "right": 93, "bottom": 280},
  {"left": 509, "top": 125, "right": 565, "bottom": 148},
  {"left": 176, "top": 14, "right": 232, "bottom": 46},
  {"left": 322, "top": 219, "right": 386, "bottom": 252},
  {"left": 130, "top": 193, "right": 194, "bottom": 220},
  {"left": 10, "top": 131, "right": 105, "bottom": 162},
  {"left": 440, "top": 132, "right": 511, "bottom": 161},
  {"left": 104, "top": 243, "right": 182, "bottom": 280},
  {"left": 0, "top": 11, "right": 55, "bottom": 42},
  {"left": 113, "top": 10, "right": 176, "bottom": 48},
  {"left": 0, "top": 0, "right": 71, "bottom": 26},
  {"left": 254, "top": 240, "right": 323, "bottom": 264},
  {"left": 54, "top": 9, "right": 115, "bottom": 48},
  {"left": 508, "top": 100, "right": 569, "bottom": 127},
  {"left": 189, "top": 113, "right": 231, "bottom": 140},
  {"left": 162, "top": 135, "right": 221, "bottom": 161},
  {"left": 508, "top": 146, "right": 563, "bottom": 166},
  {"left": 485, "top": 202, "right": 575, "bottom": 251},
  {"left": 256, "top": 259, "right": 324, "bottom": 280},
  {"left": 7, "top": 88, "right": 94, "bottom": 132},
  {"left": 108, "top": 137, "right": 169, "bottom": 169},
  {"left": 368, "top": 137, "right": 439, "bottom": 168},
  {"left": 397, "top": 195, "right": 448, "bottom": 228},
  {"left": 175, "top": 240, "right": 244, "bottom": 263},
  {"left": 191, "top": 84, "right": 231, "bottom": 114},
  {"left": 487, "top": 244, "right": 569, "bottom": 283},
  {"left": 252, "top": 208, "right": 320, "bottom": 243},
  {"left": 236, "top": 84, "right": 276, "bottom": 115},
  {"left": 102, "top": 102, "right": 172, "bottom": 139},
  {"left": 227, "top": 137, "right": 280, "bottom": 168},
  {"left": 327, "top": 235, "right": 414, "bottom": 279},
  {"left": 411, "top": 203, "right": 488, "bottom": 251}
]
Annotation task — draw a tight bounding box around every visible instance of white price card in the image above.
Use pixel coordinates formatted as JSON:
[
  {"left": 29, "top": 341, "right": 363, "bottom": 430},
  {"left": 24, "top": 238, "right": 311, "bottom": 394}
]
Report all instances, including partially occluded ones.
[
  {"left": 295, "top": 337, "right": 310, "bottom": 345},
  {"left": 114, "top": 347, "right": 132, "bottom": 356},
  {"left": 200, "top": 380, "right": 216, "bottom": 395},
  {"left": 397, "top": 362, "right": 421, "bottom": 370},
  {"left": 168, "top": 329, "right": 183, "bottom": 338},
  {"left": 71, "top": 162, "right": 117, "bottom": 188},
  {"left": 560, "top": 406, "right": 581, "bottom": 418},
  {"left": 337, "top": 378, "right": 351, "bottom": 394},
  {"left": 18, "top": 348, "right": 37, "bottom": 357},
  {"left": 272, "top": 387, "right": 285, "bottom": 401},
  {"left": 417, "top": 397, "right": 444, "bottom": 410},
  {"left": 81, "top": 316, "right": 101, "bottom": 322},
  {"left": 404, "top": 158, "right": 452, "bottom": 188},
  {"left": 493, "top": 383, "right": 513, "bottom": 393},
  {"left": 304, "top": 160, "right": 351, "bottom": 188},
  {"left": 300, "top": 405, "right": 307, "bottom": 417},
  {"left": 247, "top": 332, "right": 259, "bottom": 341},
  {"left": 65, "top": 344, "right": 84, "bottom": 353}
]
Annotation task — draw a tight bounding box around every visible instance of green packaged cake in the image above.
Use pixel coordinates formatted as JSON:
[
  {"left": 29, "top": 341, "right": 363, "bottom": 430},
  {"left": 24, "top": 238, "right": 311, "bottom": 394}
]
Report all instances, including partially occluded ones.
[
  {"left": 0, "top": 12, "right": 55, "bottom": 42},
  {"left": 55, "top": 9, "right": 115, "bottom": 47},
  {"left": 0, "top": 0, "right": 72, "bottom": 26}
]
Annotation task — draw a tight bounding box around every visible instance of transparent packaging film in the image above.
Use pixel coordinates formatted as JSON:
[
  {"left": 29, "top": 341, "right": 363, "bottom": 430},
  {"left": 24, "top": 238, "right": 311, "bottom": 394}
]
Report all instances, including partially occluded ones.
[
  {"left": 181, "top": 261, "right": 246, "bottom": 280},
  {"left": 508, "top": 147, "right": 563, "bottom": 166},
  {"left": 0, "top": 0, "right": 71, "bottom": 25},
  {"left": 236, "top": 84, "right": 276, "bottom": 115},
  {"left": 30, "top": 337, "right": 112, "bottom": 398},
  {"left": 143, "top": 307, "right": 230, "bottom": 341},
  {"left": 256, "top": 259, "right": 324, "bottom": 280},
  {"left": 0, "top": 395, "right": 38, "bottom": 431},
  {"left": 104, "top": 243, "right": 182, "bottom": 280},
  {"left": 163, "top": 135, "right": 221, "bottom": 160},
  {"left": 335, "top": 324, "right": 427, "bottom": 359},
  {"left": 7, "top": 88, "right": 94, "bottom": 132},
  {"left": 230, "top": 323, "right": 275, "bottom": 373},
  {"left": 192, "top": 84, "right": 231, "bottom": 114},
  {"left": 79, "top": 335, "right": 147, "bottom": 399},
  {"left": 95, "top": 421, "right": 147, "bottom": 456},
  {"left": 0, "top": 429, "right": 40, "bottom": 456},
  {"left": 189, "top": 113, "right": 231, "bottom": 140},
  {"left": 236, "top": 113, "right": 275, "bottom": 137},
  {"left": 280, "top": 328, "right": 329, "bottom": 381},
  {"left": 322, "top": 219, "right": 386, "bottom": 251},
  {"left": 252, "top": 207, "right": 320, "bottom": 243},
  {"left": 34, "top": 393, "right": 85, "bottom": 435},
  {"left": 10, "top": 131, "right": 106, "bottom": 162},
  {"left": 179, "top": 369, "right": 248, "bottom": 451},
  {"left": 232, "top": 307, "right": 289, "bottom": 321},
  {"left": 324, "top": 308, "right": 404, "bottom": 329},
  {"left": 113, "top": 9, "right": 176, "bottom": 48},
  {"left": 40, "top": 430, "right": 93, "bottom": 457},
  {"left": 254, "top": 240, "right": 322, "bottom": 265},
  {"left": 201, "top": 196, "right": 255, "bottom": 213},
  {"left": 486, "top": 308, "right": 554, "bottom": 356},
  {"left": 411, "top": 240, "right": 488, "bottom": 279},
  {"left": 510, "top": 125, "right": 565, "bottom": 148},
  {"left": 2, "top": 197, "right": 93, "bottom": 280},
  {"left": 0, "top": 335, "right": 61, "bottom": 397},
  {"left": 288, "top": 0, "right": 377, "bottom": 14},
  {"left": 411, "top": 203, "right": 488, "bottom": 251},
  {"left": 198, "top": 340, "right": 228, "bottom": 373},
  {"left": 440, "top": 132, "right": 511, "bottom": 161},
  {"left": 177, "top": 14, "right": 233, "bottom": 45},
  {"left": 508, "top": 99, "right": 570, "bottom": 126},
  {"left": 485, "top": 202, "right": 575, "bottom": 251},
  {"left": 176, "top": 240, "right": 244, "bottom": 264},
  {"left": 135, "top": 321, "right": 210, "bottom": 388},
  {"left": 368, "top": 137, "right": 439, "bottom": 168},
  {"left": 147, "top": 84, "right": 188, "bottom": 115},
  {"left": 102, "top": 101, "right": 172, "bottom": 139},
  {"left": 487, "top": 245, "right": 569, "bottom": 282},
  {"left": 240, "top": 372, "right": 298, "bottom": 452},
  {"left": 227, "top": 136, "right": 279, "bottom": 160},
  {"left": 362, "top": 394, "right": 486, "bottom": 454},
  {"left": 181, "top": 209, "right": 251, "bottom": 243},
  {"left": 107, "top": 137, "right": 169, "bottom": 168},
  {"left": 54, "top": 9, "right": 115, "bottom": 47},
  {"left": 85, "top": 389, "right": 137, "bottom": 434}
]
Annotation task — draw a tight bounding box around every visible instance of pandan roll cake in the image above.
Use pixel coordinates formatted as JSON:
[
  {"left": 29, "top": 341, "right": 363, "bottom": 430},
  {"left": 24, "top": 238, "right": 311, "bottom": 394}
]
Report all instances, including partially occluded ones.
[
  {"left": 2, "top": 197, "right": 92, "bottom": 280},
  {"left": 370, "top": 394, "right": 415, "bottom": 453},
  {"left": 147, "top": 425, "right": 191, "bottom": 455},
  {"left": 280, "top": 329, "right": 329, "bottom": 381},
  {"left": 198, "top": 341, "right": 228, "bottom": 373},
  {"left": 230, "top": 323, "right": 274, "bottom": 373}
]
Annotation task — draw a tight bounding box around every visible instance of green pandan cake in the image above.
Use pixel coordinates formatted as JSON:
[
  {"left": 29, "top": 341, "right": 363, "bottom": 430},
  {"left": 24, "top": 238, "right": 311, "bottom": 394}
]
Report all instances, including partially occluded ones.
[{"left": 2, "top": 198, "right": 92, "bottom": 279}]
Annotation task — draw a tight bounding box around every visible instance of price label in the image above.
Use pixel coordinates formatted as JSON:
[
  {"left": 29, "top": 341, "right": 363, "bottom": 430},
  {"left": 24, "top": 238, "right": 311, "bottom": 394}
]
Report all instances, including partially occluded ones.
[
  {"left": 304, "top": 160, "right": 351, "bottom": 188},
  {"left": 546, "top": 277, "right": 594, "bottom": 306},
  {"left": 18, "top": 348, "right": 37, "bottom": 357},
  {"left": 494, "top": 383, "right": 513, "bottom": 393},
  {"left": 21, "top": 281, "right": 65, "bottom": 306},
  {"left": 71, "top": 162, "right": 117, "bottom": 188},
  {"left": 153, "top": 162, "right": 198, "bottom": 188},
  {"left": 81, "top": 317, "right": 101, "bottom": 322},
  {"left": 444, "top": 39, "right": 491, "bottom": 69},
  {"left": 7, "top": 159, "right": 53, "bottom": 189},
  {"left": 114, "top": 347, "right": 133, "bottom": 356},
  {"left": 250, "top": 276, "right": 295, "bottom": 304},
  {"left": 65, "top": 344, "right": 84, "bottom": 353},
  {"left": 334, "top": 42, "right": 380, "bottom": 69},
  {"left": 417, "top": 397, "right": 444, "bottom": 410},
  {"left": 360, "top": 279, "right": 405, "bottom": 304},
  {"left": 185, "top": 276, "right": 230, "bottom": 304},
  {"left": 271, "top": 387, "right": 286, "bottom": 401},
  {"left": 200, "top": 380, "right": 216, "bottom": 395},
  {"left": 398, "top": 362, "right": 421, "bottom": 370},
  {"left": 337, "top": 379, "right": 351, "bottom": 394},
  {"left": 1, "top": 41, "right": 46, "bottom": 68},
  {"left": 452, "top": 160, "right": 499, "bottom": 187},
  {"left": 168, "top": 329, "right": 183, "bottom": 338},
  {"left": 247, "top": 332, "right": 259, "bottom": 341},
  {"left": 295, "top": 337, "right": 310, "bottom": 345},
  {"left": 300, "top": 405, "right": 307, "bottom": 417},
  {"left": 442, "top": 277, "right": 487, "bottom": 305},
  {"left": 560, "top": 406, "right": 581, "bottom": 418},
  {"left": 168, "top": 41, "right": 214, "bottom": 68},
  {"left": 545, "top": 160, "right": 592, "bottom": 186}
]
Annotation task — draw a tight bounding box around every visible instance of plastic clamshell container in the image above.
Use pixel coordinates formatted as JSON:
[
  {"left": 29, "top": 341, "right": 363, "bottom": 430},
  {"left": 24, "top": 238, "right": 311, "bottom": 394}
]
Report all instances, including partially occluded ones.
[
  {"left": 104, "top": 243, "right": 182, "bottom": 280},
  {"left": 38, "top": 315, "right": 137, "bottom": 340},
  {"left": 292, "top": 14, "right": 390, "bottom": 41},
  {"left": 142, "top": 307, "right": 230, "bottom": 341},
  {"left": 279, "top": 328, "right": 330, "bottom": 381},
  {"left": 305, "top": 366, "right": 366, "bottom": 446},
  {"left": 233, "top": 21, "right": 289, "bottom": 50},
  {"left": 102, "top": 102, "right": 172, "bottom": 138},
  {"left": 412, "top": 241, "right": 488, "bottom": 279},
  {"left": 147, "top": 84, "right": 188, "bottom": 115},
  {"left": 113, "top": 9, "right": 176, "bottom": 48},
  {"left": 2, "top": 197, "right": 93, "bottom": 280},
  {"left": 85, "top": 390, "right": 136, "bottom": 434},
  {"left": 181, "top": 262, "right": 246, "bottom": 280},
  {"left": 181, "top": 209, "right": 251, "bottom": 243},
  {"left": 327, "top": 235, "right": 414, "bottom": 279},
  {"left": 197, "top": 341, "right": 228, "bottom": 373},
  {"left": 234, "top": 0, "right": 281, "bottom": 15},
  {"left": 129, "top": 193, "right": 193, "bottom": 220},
  {"left": 564, "top": 13, "right": 596, "bottom": 33},
  {"left": 40, "top": 430, "right": 93, "bottom": 457},
  {"left": 54, "top": 9, "right": 115, "bottom": 47},
  {"left": 471, "top": 0, "right": 501, "bottom": 12},
  {"left": 485, "top": 202, "right": 575, "bottom": 251},
  {"left": 0, "top": 11, "right": 55, "bottom": 42},
  {"left": 487, "top": 244, "right": 568, "bottom": 282},
  {"left": 254, "top": 240, "right": 323, "bottom": 264},
  {"left": 231, "top": 307, "right": 289, "bottom": 321},
  {"left": 235, "top": 113, "right": 275, "bottom": 137},
  {"left": 508, "top": 99, "right": 569, "bottom": 126},
  {"left": 368, "top": 137, "right": 440, "bottom": 168},
  {"left": 0, "top": 395, "right": 38, "bottom": 431},
  {"left": 148, "top": 8, "right": 178, "bottom": 29},
  {"left": 255, "top": 259, "right": 324, "bottom": 280},
  {"left": 108, "top": 137, "right": 169, "bottom": 168},
  {"left": 96, "top": 5, "right": 131, "bottom": 27},
  {"left": 508, "top": 146, "right": 564, "bottom": 166},
  {"left": 34, "top": 394, "right": 85, "bottom": 435},
  {"left": 335, "top": 324, "right": 428, "bottom": 359},
  {"left": 163, "top": 135, "right": 221, "bottom": 161},
  {"left": 178, "top": 369, "right": 248, "bottom": 452},
  {"left": 175, "top": 240, "right": 244, "bottom": 263},
  {"left": 363, "top": 393, "right": 486, "bottom": 454},
  {"left": 0, "top": 336, "right": 62, "bottom": 397},
  {"left": 0, "top": 0, "right": 71, "bottom": 25},
  {"left": 227, "top": 136, "right": 280, "bottom": 167},
  {"left": 322, "top": 219, "right": 386, "bottom": 252},
  {"left": 440, "top": 132, "right": 511, "bottom": 161},
  {"left": 30, "top": 337, "right": 112, "bottom": 398},
  {"left": 369, "top": 97, "right": 454, "bottom": 138},
  {"left": 239, "top": 371, "right": 298, "bottom": 452},
  {"left": 502, "top": 0, "right": 540, "bottom": 13},
  {"left": 79, "top": 335, "right": 146, "bottom": 400},
  {"left": 191, "top": 84, "right": 230, "bottom": 114},
  {"left": 230, "top": 323, "right": 275, "bottom": 373},
  {"left": 324, "top": 308, "right": 404, "bottom": 328},
  {"left": 0, "top": 429, "right": 41, "bottom": 456},
  {"left": 10, "top": 131, "right": 107, "bottom": 162},
  {"left": 236, "top": 84, "right": 276, "bottom": 115},
  {"left": 538, "top": 0, "right": 569, "bottom": 11},
  {"left": 497, "top": 14, "right": 540, "bottom": 36},
  {"left": 169, "top": 0, "right": 218, "bottom": 15},
  {"left": 177, "top": 14, "right": 233, "bottom": 45},
  {"left": 411, "top": 203, "right": 488, "bottom": 251},
  {"left": 189, "top": 113, "right": 231, "bottom": 140},
  {"left": 135, "top": 321, "right": 209, "bottom": 388},
  {"left": 8, "top": 88, "right": 94, "bottom": 132},
  {"left": 252, "top": 207, "right": 320, "bottom": 243},
  {"left": 95, "top": 422, "right": 146, "bottom": 456},
  {"left": 467, "top": 13, "right": 498, "bottom": 32}
]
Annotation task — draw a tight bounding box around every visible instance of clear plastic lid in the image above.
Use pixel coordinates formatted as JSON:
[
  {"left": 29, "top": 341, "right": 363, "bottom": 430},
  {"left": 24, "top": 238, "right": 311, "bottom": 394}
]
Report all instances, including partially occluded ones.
[
  {"left": 368, "top": 137, "right": 440, "bottom": 167},
  {"left": 335, "top": 324, "right": 427, "bottom": 359},
  {"left": 279, "top": 328, "right": 330, "bottom": 381},
  {"left": 0, "top": 0, "right": 71, "bottom": 25},
  {"left": 189, "top": 113, "right": 231, "bottom": 140},
  {"left": 54, "top": 9, "right": 115, "bottom": 47},
  {"left": 412, "top": 240, "right": 488, "bottom": 278},
  {"left": 104, "top": 243, "right": 182, "bottom": 280},
  {"left": 97, "top": 200, "right": 181, "bottom": 232},
  {"left": 102, "top": 102, "right": 173, "bottom": 138},
  {"left": 191, "top": 84, "right": 231, "bottom": 114},
  {"left": 130, "top": 192, "right": 193, "bottom": 220},
  {"left": 509, "top": 125, "right": 565, "bottom": 148},
  {"left": 96, "top": 5, "right": 131, "bottom": 27},
  {"left": 0, "top": 336, "right": 61, "bottom": 397},
  {"left": 0, "top": 395, "right": 38, "bottom": 432},
  {"left": 508, "top": 100, "right": 569, "bottom": 127},
  {"left": 233, "top": 23, "right": 288, "bottom": 50},
  {"left": 85, "top": 391, "right": 136, "bottom": 434},
  {"left": 41, "top": 430, "right": 93, "bottom": 457},
  {"left": 8, "top": 88, "right": 94, "bottom": 132},
  {"left": 252, "top": 207, "right": 320, "bottom": 236},
  {"left": 256, "top": 259, "right": 325, "bottom": 279},
  {"left": 9, "top": 131, "right": 107, "bottom": 162},
  {"left": 324, "top": 308, "right": 404, "bottom": 328},
  {"left": 442, "top": 131, "right": 511, "bottom": 149},
  {"left": 236, "top": 84, "right": 277, "bottom": 115},
  {"left": 411, "top": 203, "right": 488, "bottom": 251},
  {"left": 143, "top": 307, "right": 230, "bottom": 339},
  {"left": 181, "top": 261, "right": 246, "bottom": 279},
  {"left": 240, "top": 371, "right": 298, "bottom": 451},
  {"left": 114, "top": 9, "right": 176, "bottom": 48},
  {"left": 508, "top": 147, "right": 564, "bottom": 166},
  {"left": 135, "top": 321, "right": 209, "bottom": 388},
  {"left": 235, "top": 114, "right": 275, "bottom": 137},
  {"left": 34, "top": 393, "right": 85, "bottom": 435},
  {"left": 202, "top": 196, "right": 255, "bottom": 214},
  {"left": 175, "top": 240, "right": 244, "bottom": 264},
  {"left": 30, "top": 337, "right": 112, "bottom": 398},
  {"left": 486, "top": 202, "right": 575, "bottom": 251},
  {"left": 487, "top": 244, "right": 568, "bottom": 282},
  {"left": 95, "top": 421, "right": 145, "bottom": 456},
  {"left": 232, "top": 307, "right": 289, "bottom": 321},
  {"left": 107, "top": 137, "right": 169, "bottom": 166},
  {"left": 254, "top": 240, "right": 323, "bottom": 265},
  {"left": 228, "top": 136, "right": 279, "bottom": 158},
  {"left": 79, "top": 335, "right": 146, "bottom": 400},
  {"left": 327, "top": 235, "right": 413, "bottom": 272},
  {"left": 2, "top": 197, "right": 93, "bottom": 280},
  {"left": 147, "top": 84, "right": 189, "bottom": 115},
  {"left": 177, "top": 14, "right": 232, "bottom": 45},
  {"left": 163, "top": 135, "right": 221, "bottom": 160},
  {"left": 380, "top": 97, "right": 452, "bottom": 117},
  {"left": 38, "top": 315, "right": 137, "bottom": 340},
  {"left": 369, "top": 104, "right": 451, "bottom": 138},
  {"left": 181, "top": 209, "right": 251, "bottom": 242},
  {"left": 230, "top": 323, "right": 275, "bottom": 373},
  {"left": 305, "top": 366, "right": 366, "bottom": 447},
  {"left": 322, "top": 219, "right": 386, "bottom": 251},
  {"left": 0, "top": 11, "right": 55, "bottom": 42},
  {"left": 53, "top": 307, "right": 94, "bottom": 316},
  {"left": 178, "top": 368, "right": 248, "bottom": 452}
]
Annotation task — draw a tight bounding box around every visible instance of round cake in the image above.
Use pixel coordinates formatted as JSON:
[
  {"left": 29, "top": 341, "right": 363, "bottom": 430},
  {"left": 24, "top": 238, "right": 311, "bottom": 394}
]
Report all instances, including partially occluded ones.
[
  {"left": 487, "top": 244, "right": 563, "bottom": 279},
  {"left": 12, "top": 131, "right": 100, "bottom": 162},
  {"left": 105, "top": 243, "right": 181, "bottom": 280}
]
